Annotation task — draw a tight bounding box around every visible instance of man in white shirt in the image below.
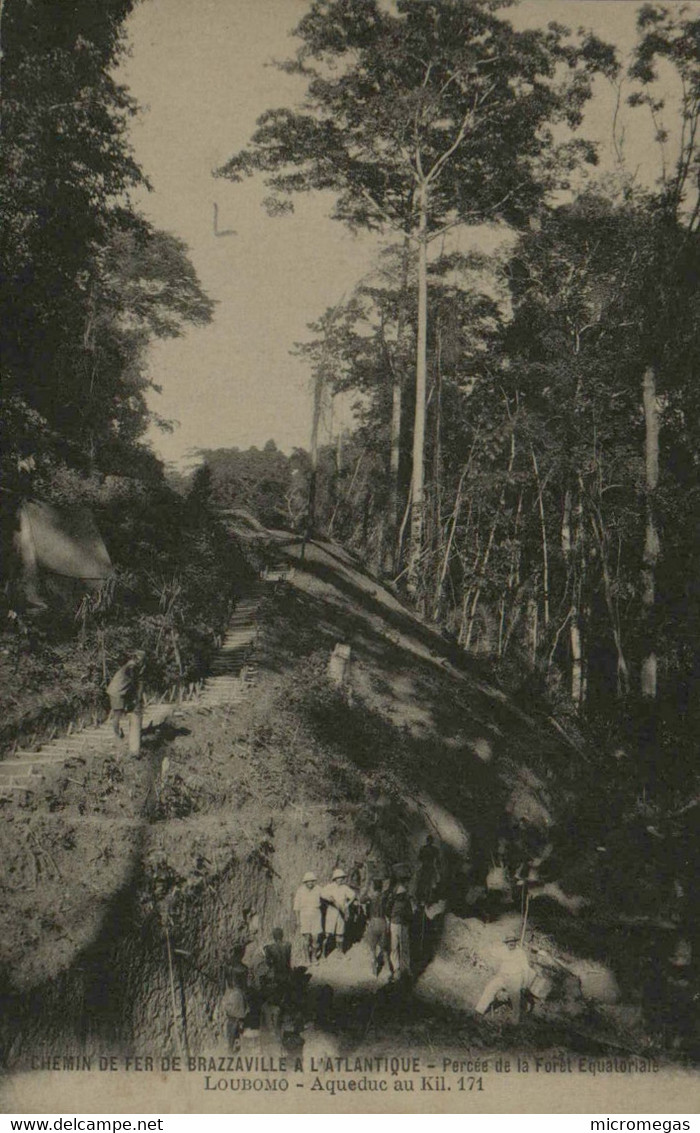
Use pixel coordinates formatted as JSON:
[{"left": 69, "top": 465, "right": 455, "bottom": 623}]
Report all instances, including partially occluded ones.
[
  {"left": 321, "top": 868, "right": 357, "bottom": 956},
  {"left": 293, "top": 870, "right": 323, "bottom": 963}
]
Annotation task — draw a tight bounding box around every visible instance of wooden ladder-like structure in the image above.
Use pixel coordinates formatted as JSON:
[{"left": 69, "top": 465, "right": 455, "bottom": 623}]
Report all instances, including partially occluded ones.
[{"left": 0, "top": 569, "right": 293, "bottom": 802}]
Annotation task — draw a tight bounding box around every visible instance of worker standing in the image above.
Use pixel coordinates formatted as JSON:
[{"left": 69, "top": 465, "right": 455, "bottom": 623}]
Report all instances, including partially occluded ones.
[
  {"left": 264, "top": 927, "right": 292, "bottom": 983},
  {"left": 321, "top": 868, "right": 357, "bottom": 956},
  {"left": 363, "top": 878, "right": 389, "bottom": 977},
  {"left": 387, "top": 883, "right": 414, "bottom": 981},
  {"left": 415, "top": 835, "right": 441, "bottom": 904},
  {"left": 259, "top": 928, "right": 292, "bottom": 1051},
  {"left": 293, "top": 871, "right": 323, "bottom": 963},
  {"left": 220, "top": 962, "right": 249, "bottom": 1052},
  {"left": 106, "top": 650, "right": 146, "bottom": 755}
]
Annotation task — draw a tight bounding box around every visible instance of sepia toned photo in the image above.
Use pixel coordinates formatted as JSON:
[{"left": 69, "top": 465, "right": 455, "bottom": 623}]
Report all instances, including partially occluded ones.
[{"left": 1, "top": 0, "right": 699, "bottom": 1116}]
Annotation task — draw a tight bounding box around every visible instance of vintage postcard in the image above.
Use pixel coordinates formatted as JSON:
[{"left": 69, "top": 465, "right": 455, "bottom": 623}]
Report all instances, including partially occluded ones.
[{"left": 1, "top": 0, "right": 699, "bottom": 1116}]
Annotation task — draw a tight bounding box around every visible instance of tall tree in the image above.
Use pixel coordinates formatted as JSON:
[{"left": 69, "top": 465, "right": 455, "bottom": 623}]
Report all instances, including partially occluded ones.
[
  {"left": 628, "top": 2, "right": 700, "bottom": 703},
  {"left": 295, "top": 265, "right": 415, "bottom": 570},
  {"left": 217, "top": 0, "right": 616, "bottom": 597},
  {"left": 1, "top": 0, "right": 142, "bottom": 452},
  {"left": 0, "top": 0, "right": 214, "bottom": 487}
]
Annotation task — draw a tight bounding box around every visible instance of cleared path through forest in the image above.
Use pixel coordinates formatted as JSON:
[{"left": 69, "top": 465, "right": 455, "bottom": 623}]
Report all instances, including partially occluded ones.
[{"left": 0, "top": 571, "right": 291, "bottom": 800}]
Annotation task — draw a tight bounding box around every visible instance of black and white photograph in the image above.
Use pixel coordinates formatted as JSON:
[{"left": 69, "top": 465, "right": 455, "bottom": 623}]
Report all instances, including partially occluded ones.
[{"left": 1, "top": 0, "right": 700, "bottom": 1116}]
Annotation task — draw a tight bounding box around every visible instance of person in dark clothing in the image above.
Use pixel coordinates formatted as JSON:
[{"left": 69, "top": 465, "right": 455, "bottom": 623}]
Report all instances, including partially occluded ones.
[
  {"left": 264, "top": 927, "right": 292, "bottom": 983},
  {"left": 107, "top": 651, "right": 145, "bottom": 740},
  {"left": 363, "top": 879, "right": 389, "bottom": 976},
  {"left": 387, "top": 884, "right": 413, "bottom": 980},
  {"left": 220, "top": 962, "right": 249, "bottom": 1052},
  {"left": 415, "top": 835, "right": 441, "bottom": 904},
  {"left": 260, "top": 928, "right": 293, "bottom": 1052}
]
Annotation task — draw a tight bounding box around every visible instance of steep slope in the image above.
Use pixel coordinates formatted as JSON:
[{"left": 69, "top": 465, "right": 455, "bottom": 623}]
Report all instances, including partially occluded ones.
[{"left": 0, "top": 536, "right": 687, "bottom": 1073}]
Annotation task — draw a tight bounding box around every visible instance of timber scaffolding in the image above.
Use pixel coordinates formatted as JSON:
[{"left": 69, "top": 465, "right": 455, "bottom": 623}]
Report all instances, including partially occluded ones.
[{"left": 0, "top": 566, "right": 294, "bottom": 803}]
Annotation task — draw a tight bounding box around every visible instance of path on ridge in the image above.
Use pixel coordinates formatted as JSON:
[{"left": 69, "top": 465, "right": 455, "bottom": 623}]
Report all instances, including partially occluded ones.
[{"left": 0, "top": 572, "right": 290, "bottom": 801}]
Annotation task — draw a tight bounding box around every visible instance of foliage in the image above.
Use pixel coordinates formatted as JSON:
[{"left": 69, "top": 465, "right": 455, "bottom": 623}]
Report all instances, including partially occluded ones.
[
  {"left": 198, "top": 441, "right": 310, "bottom": 530},
  {"left": 288, "top": 177, "right": 700, "bottom": 789},
  {"left": 219, "top": 0, "right": 614, "bottom": 232},
  {"left": 0, "top": 0, "right": 241, "bottom": 737},
  {"left": 0, "top": 0, "right": 214, "bottom": 483},
  {"left": 217, "top": 0, "right": 617, "bottom": 583},
  {"left": 629, "top": 2, "right": 700, "bottom": 222}
]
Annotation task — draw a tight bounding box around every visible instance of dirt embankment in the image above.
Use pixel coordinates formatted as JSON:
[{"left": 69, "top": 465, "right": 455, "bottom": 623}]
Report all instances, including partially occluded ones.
[{"left": 0, "top": 539, "right": 689, "bottom": 1065}]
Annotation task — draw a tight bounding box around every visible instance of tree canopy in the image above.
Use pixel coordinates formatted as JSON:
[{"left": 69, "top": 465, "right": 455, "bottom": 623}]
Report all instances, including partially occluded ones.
[
  {"left": 219, "top": 0, "right": 616, "bottom": 233},
  {"left": 218, "top": 0, "right": 617, "bottom": 589},
  {"left": 0, "top": 0, "right": 214, "bottom": 491}
]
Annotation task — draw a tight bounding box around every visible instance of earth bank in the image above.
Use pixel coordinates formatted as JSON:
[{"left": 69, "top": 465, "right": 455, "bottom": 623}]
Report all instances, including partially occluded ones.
[{"left": 0, "top": 540, "right": 693, "bottom": 1068}]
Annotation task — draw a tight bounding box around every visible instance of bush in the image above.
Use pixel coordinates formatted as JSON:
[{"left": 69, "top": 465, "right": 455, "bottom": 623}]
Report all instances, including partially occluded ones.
[{"left": 0, "top": 463, "right": 253, "bottom": 742}]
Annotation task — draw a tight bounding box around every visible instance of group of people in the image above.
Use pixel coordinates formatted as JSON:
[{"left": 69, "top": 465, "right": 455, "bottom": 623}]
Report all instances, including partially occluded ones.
[
  {"left": 293, "top": 839, "right": 443, "bottom": 981},
  {"left": 216, "top": 838, "right": 446, "bottom": 1054},
  {"left": 363, "top": 877, "right": 414, "bottom": 980},
  {"left": 293, "top": 868, "right": 358, "bottom": 962},
  {"left": 220, "top": 928, "right": 305, "bottom": 1053}
]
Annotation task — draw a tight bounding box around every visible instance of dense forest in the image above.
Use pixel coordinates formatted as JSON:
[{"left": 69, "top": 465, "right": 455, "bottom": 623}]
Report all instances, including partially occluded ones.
[
  {"left": 211, "top": 0, "right": 700, "bottom": 796},
  {"left": 0, "top": 0, "right": 245, "bottom": 717},
  {"left": 2, "top": 0, "right": 698, "bottom": 786}
]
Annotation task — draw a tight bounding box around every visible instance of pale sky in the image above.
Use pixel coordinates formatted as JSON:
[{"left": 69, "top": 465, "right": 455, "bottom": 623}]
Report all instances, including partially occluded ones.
[{"left": 117, "top": 0, "right": 688, "bottom": 470}]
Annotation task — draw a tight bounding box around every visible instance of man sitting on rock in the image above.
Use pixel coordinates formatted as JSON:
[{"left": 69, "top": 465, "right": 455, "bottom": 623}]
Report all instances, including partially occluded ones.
[{"left": 475, "top": 937, "right": 535, "bottom": 1024}]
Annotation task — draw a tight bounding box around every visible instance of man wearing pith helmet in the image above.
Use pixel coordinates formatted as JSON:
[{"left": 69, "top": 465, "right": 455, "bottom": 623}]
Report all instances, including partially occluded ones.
[
  {"left": 321, "top": 868, "right": 357, "bottom": 956},
  {"left": 293, "top": 870, "right": 323, "bottom": 963}
]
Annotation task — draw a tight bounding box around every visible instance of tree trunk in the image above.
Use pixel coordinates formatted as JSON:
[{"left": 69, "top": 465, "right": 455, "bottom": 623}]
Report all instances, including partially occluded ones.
[
  {"left": 561, "top": 488, "right": 584, "bottom": 709},
  {"left": 386, "top": 236, "right": 411, "bottom": 574},
  {"left": 301, "top": 366, "right": 324, "bottom": 560},
  {"left": 128, "top": 710, "right": 142, "bottom": 757},
  {"left": 590, "top": 510, "right": 630, "bottom": 697},
  {"left": 641, "top": 366, "right": 660, "bottom": 699},
  {"left": 328, "top": 446, "right": 364, "bottom": 538},
  {"left": 500, "top": 491, "right": 524, "bottom": 659},
  {"left": 497, "top": 596, "right": 506, "bottom": 657},
  {"left": 432, "top": 465, "right": 468, "bottom": 621},
  {"left": 463, "top": 435, "right": 516, "bottom": 651},
  {"left": 396, "top": 481, "right": 412, "bottom": 576},
  {"left": 407, "top": 184, "right": 429, "bottom": 598},
  {"left": 572, "top": 486, "right": 587, "bottom": 708},
  {"left": 530, "top": 446, "right": 550, "bottom": 632},
  {"left": 388, "top": 372, "right": 402, "bottom": 563},
  {"left": 526, "top": 596, "right": 538, "bottom": 667},
  {"left": 463, "top": 499, "right": 503, "bottom": 650},
  {"left": 570, "top": 613, "right": 584, "bottom": 706}
]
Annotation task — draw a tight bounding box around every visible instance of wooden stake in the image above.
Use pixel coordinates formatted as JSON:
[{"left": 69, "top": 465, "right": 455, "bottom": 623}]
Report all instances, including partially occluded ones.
[
  {"left": 128, "top": 710, "right": 142, "bottom": 756},
  {"left": 165, "top": 920, "right": 184, "bottom": 1059},
  {"left": 519, "top": 886, "right": 530, "bottom": 947}
]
